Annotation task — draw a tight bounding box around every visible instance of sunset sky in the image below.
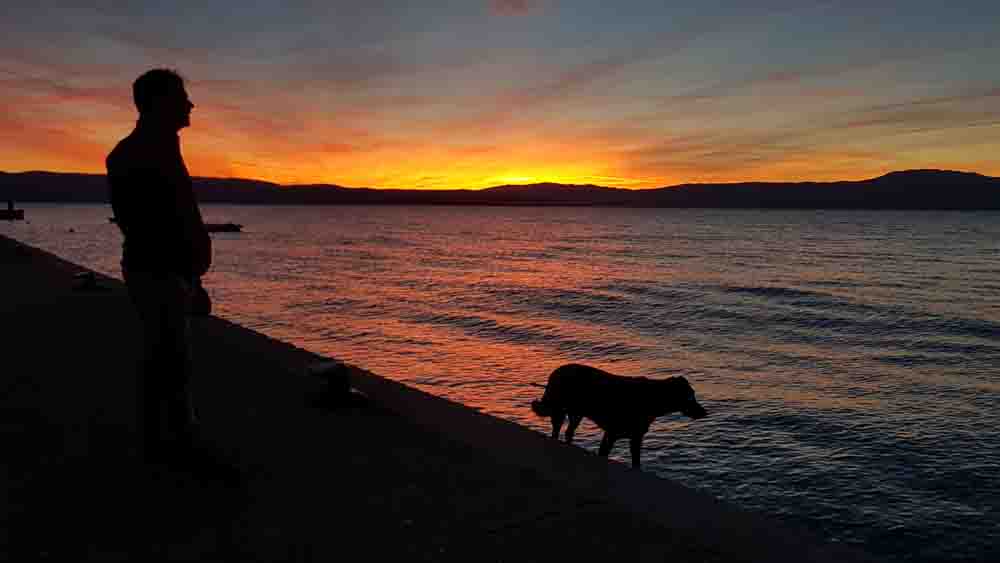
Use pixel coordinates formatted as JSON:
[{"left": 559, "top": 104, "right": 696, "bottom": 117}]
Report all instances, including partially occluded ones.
[{"left": 2, "top": 1, "right": 999, "bottom": 188}]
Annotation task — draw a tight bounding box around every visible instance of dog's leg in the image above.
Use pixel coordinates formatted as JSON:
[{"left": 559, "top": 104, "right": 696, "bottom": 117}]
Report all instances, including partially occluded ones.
[
  {"left": 629, "top": 435, "right": 644, "bottom": 469},
  {"left": 598, "top": 433, "right": 615, "bottom": 457},
  {"left": 550, "top": 412, "right": 565, "bottom": 440},
  {"left": 564, "top": 414, "right": 583, "bottom": 444}
]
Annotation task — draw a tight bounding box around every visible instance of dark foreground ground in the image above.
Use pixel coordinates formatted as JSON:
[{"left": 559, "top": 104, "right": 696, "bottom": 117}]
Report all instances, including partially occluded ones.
[{"left": 1, "top": 234, "right": 871, "bottom": 562}]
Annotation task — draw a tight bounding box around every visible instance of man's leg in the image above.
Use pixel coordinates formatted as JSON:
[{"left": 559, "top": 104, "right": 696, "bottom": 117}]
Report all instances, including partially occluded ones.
[
  {"left": 159, "top": 274, "right": 198, "bottom": 445},
  {"left": 126, "top": 269, "right": 165, "bottom": 457},
  {"left": 125, "top": 270, "right": 197, "bottom": 458}
]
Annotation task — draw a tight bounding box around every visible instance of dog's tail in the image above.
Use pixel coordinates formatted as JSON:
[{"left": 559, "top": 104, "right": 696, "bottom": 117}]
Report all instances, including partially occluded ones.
[{"left": 528, "top": 382, "right": 554, "bottom": 417}]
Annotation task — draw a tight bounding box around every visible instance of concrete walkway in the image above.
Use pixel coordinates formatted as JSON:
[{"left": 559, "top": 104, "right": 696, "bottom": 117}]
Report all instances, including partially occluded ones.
[{"left": 1, "top": 235, "right": 870, "bottom": 562}]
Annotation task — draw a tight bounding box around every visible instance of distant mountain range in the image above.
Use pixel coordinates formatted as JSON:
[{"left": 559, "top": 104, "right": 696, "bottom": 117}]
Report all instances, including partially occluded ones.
[{"left": 2, "top": 169, "right": 999, "bottom": 209}]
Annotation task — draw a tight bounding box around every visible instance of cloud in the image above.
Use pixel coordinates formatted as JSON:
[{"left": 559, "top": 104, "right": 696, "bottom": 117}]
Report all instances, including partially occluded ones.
[
  {"left": 489, "top": 0, "right": 541, "bottom": 16},
  {"left": 0, "top": 110, "right": 114, "bottom": 173},
  {"left": 863, "top": 87, "right": 1000, "bottom": 114},
  {"left": 2, "top": 1, "right": 999, "bottom": 186},
  {"left": 657, "top": 39, "right": 970, "bottom": 109},
  {"left": 0, "top": 71, "right": 130, "bottom": 111},
  {"left": 608, "top": 84, "right": 1000, "bottom": 185}
]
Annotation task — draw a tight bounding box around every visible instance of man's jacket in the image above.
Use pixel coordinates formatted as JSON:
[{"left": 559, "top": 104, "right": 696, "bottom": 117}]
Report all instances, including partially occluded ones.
[{"left": 106, "top": 123, "right": 211, "bottom": 279}]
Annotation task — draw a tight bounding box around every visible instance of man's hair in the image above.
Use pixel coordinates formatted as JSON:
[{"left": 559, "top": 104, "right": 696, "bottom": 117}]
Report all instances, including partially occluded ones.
[{"left": 132, "top": 68, "right": 185, "bottom": 114}]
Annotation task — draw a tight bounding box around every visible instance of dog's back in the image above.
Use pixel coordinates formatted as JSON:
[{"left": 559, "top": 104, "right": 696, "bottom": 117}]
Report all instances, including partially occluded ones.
[
  {"left": 532, "top": 364, "right": 661, "bottom": 432},
  {"left": 531, "top": 363, "right": 707, "bottom": 468}
]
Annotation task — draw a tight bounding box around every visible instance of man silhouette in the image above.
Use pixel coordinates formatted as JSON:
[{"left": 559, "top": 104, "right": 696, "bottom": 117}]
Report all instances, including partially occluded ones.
[{"left": 106, "top": 69, "right": 212, "bottom": 465}]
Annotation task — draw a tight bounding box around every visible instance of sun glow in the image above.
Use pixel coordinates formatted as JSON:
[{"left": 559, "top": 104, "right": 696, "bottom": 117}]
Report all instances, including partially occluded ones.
[{"left": 492, "top": 175, "right": 539, "bottom": 185}]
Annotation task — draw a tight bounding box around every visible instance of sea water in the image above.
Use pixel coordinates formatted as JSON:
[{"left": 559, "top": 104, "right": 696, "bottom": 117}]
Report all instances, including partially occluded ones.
[{"left": 5, "top": 203, "right": 998, "bottom": 562}]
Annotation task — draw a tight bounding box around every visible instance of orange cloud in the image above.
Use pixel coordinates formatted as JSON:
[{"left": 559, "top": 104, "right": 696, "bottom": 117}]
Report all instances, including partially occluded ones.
[
  {"left": 489, "top": 0, "right": 541, "bottom": 16},
  {"left": 2, "top": 39, "right": 998, "bottom": 189}
]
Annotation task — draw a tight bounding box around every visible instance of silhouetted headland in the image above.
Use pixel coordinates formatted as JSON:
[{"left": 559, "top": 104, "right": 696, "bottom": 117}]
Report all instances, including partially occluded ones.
[{"left": 2, "top": 169, "right": 998, "bottom": 209}]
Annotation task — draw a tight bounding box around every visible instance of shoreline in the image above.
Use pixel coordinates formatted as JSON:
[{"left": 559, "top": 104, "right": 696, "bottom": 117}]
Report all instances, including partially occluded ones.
[{"left": 1, "top": 233, "right": 872, "bottom": 561}]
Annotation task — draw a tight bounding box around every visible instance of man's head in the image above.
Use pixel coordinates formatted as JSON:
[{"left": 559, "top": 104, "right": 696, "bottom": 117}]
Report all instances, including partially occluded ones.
[{"left": 132, "top": 68, "right": 193, "bottom": 131}]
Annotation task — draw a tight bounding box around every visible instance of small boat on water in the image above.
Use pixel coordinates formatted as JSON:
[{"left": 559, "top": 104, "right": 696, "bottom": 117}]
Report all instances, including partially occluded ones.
[
  {"left": 205, "top": 222, "right": 243, "bottom": 233},
  {"left": 108, "top": 217, "right": 243, "bottom": 233},
  {"left": 2, "top": 200, "right": 24, "bottom": 221}
]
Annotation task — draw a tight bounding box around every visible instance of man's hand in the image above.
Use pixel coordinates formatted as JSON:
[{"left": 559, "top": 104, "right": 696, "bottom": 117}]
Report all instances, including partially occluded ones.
[{"left": 192, "top": 228, "right": 212, "bottom": 277}]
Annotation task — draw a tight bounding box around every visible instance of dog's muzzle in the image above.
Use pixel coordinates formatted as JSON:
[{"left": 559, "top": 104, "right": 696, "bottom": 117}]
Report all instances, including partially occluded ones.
[{"left": 684, "top": 403, "right": 708, "bottom": 420}]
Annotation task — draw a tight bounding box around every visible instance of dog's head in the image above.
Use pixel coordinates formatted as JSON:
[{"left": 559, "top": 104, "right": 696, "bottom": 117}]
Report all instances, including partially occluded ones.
[{"left": 671, "top": 376, "right": 708, "bottom": 420}]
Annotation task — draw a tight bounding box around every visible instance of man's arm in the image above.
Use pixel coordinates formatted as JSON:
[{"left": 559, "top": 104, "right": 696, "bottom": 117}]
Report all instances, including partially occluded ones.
[
  {"left": 175, "top": 178, "right": 211, "bottom": 278},
  {"left": 108, "top": 165, "right": 175, "bottom": 253}
]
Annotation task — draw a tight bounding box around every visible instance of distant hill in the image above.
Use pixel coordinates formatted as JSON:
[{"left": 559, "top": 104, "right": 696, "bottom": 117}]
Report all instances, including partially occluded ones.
[{"left": 2, "top": 169, "right": 999, "bottom": 209}]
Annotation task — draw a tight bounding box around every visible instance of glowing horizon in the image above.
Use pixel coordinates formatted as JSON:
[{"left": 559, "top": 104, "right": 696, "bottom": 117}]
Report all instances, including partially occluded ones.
[{"left": 2, "top": 1, "right": 999, "bottom": 190}]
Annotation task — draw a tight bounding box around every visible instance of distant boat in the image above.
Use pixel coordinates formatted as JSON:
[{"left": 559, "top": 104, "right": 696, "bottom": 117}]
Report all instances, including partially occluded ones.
[
  {"left": 108, "top": 216, "right": 243, "bottom": 233},
  {"left": 2, "top": 200, "right": 24, "bottom": 221}
]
